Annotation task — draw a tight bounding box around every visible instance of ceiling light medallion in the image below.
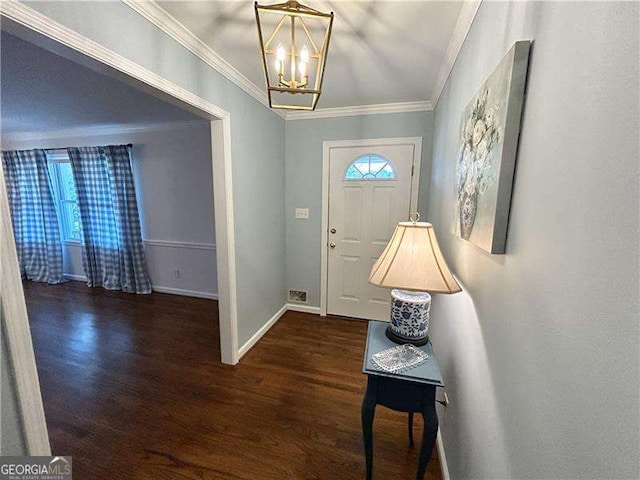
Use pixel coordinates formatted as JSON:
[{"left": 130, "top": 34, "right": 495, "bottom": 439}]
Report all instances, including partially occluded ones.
[{"left": 255, "top": 1, "right": 334, "bottom": 111}]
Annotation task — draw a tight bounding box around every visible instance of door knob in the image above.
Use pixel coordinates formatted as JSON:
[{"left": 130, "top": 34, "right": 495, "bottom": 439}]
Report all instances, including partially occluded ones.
[
  {"left": 330, "top": 228, "right": 336, "bottom": 234},
  {"left": 329, "top": 242, "right": 336, "bottom": 249}
]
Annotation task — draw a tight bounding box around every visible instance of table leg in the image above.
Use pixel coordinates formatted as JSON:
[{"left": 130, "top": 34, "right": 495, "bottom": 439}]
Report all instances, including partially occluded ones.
[
  {"left": 416, "top": 388, "right": 438, "bottom": 480},
  {"left": 362, "top": 377, "right": 377, "bottom": 480},
  {"left": 408, "top": 412, "right": 414, "bottom": 448}
]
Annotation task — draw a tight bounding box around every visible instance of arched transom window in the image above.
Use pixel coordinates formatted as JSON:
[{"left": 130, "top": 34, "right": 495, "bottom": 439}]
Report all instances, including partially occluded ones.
[{"left": 344, "top": 154, "right": 396, "bottom": 180}]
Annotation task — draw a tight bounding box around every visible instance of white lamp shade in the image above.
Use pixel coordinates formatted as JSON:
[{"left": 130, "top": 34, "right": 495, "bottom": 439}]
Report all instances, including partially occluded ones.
[{"left": 368, "top": 222, "right": 461, "bottom": 294}]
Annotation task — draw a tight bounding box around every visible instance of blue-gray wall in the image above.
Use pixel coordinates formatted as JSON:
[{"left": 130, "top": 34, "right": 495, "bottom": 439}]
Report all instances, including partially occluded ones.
[
  {"left": 426, "top": 2, "right": 639, "bottom": 478},
  {"left": 285, "top": 111, "right": 433, "bottom": 308},
  {"left": 23, "top": 1, "right": 287, "bottom": 346}
]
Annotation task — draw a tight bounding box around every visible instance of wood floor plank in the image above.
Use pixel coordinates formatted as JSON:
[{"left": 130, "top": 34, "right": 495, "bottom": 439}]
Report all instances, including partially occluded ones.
[{"left": 23, "top": 281, "right": 442, "bottom": 480}]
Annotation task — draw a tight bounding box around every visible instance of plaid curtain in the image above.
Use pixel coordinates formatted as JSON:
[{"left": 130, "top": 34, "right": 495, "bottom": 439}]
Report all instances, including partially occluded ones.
[
  {"left": 67, "top": 145, "right": 151, "bottom": 294},
  {"left": 1, "top": 149, "right": 64, "bottom": 284}
]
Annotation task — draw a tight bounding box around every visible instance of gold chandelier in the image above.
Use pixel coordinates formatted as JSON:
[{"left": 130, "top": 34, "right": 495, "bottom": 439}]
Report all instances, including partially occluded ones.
[{"left": 255, "top": 1, "right": 334, "bottom": 111}]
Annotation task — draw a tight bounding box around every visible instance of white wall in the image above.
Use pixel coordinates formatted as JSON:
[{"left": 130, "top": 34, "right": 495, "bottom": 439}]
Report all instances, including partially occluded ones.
[
  {"left": 2, "top": 121, "right": 218, "bottom": 299},
  {"left": 426, "top": 2, "right": 639, "bottom": 479}
]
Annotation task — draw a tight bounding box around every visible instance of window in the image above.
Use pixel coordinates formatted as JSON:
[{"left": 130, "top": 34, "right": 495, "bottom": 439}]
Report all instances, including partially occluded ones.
[
  {"left": 344, "top": 154, "right": 396, "bottom": 180},
  {"left": 47, "top": 152, "right": 82, "bottom": 242}
]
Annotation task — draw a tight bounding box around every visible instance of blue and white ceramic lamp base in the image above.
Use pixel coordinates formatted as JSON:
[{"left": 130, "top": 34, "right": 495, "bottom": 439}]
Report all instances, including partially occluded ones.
[{"left": 386, "top": 289, "right": 432, "bottom": 346}]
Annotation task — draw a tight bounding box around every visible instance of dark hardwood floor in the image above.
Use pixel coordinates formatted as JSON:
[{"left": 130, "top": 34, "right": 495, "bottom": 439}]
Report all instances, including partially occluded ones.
[{"left": 24, "top": 281, "right": 442, "bottom": 480}]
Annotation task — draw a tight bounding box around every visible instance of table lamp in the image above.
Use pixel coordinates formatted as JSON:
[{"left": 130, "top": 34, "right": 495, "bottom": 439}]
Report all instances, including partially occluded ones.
[{"left": 368, "top": 213, "right": 461, "bottom": 346}]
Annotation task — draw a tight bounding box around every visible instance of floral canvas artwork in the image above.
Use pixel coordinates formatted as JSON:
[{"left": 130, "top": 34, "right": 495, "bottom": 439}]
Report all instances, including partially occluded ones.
[{"left": 454, "top": 41, "right": 531, "bottom": 253}]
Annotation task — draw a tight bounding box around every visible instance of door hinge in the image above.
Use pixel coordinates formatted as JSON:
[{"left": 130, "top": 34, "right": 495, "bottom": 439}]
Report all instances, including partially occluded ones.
[{"left": 411, "top": 164, "right": 415, "bottom": 177}]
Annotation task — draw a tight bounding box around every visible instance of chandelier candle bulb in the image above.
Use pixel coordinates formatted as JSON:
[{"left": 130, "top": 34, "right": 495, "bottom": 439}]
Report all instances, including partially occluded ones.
[
  {"left": 299, "top": 61, "right": 306, "bottom": 81},
  {"left": 301, "top": 45, "right": 310, "bottom": 62},
  {"left": 276, "top": 43, "right": 286, "bottom": 76}
]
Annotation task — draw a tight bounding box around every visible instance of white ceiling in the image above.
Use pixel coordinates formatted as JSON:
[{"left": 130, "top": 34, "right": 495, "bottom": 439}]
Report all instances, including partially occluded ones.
[
  {"left": 154, "top": 1, "right": 467, "bottom": 109},
  {"left": 0, "top": 31, "right": 203, "bottom": 135}
]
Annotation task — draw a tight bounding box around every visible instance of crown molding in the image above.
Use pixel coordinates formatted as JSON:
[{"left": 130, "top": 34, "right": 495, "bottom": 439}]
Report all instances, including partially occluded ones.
[
  {"left": 121, "top": 0, "right": 287, "bottom": 120},
  {"left": 285, "top": 100, "right": 433, "bottom": 121},
  {"left": 1, "top": 120, "right": 207, "bottom": 144},
  {"left": 430, "top": 0, "right": 483, "bottom": 108}
]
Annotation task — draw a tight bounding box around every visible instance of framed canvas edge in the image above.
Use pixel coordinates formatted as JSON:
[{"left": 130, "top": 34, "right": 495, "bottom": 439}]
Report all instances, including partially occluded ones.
[{"left": 489, "top": 40, "right": 532, "bottom": 254}]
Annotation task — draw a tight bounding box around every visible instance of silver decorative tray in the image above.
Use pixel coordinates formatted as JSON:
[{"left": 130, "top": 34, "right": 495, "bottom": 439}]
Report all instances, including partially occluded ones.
[{"left": 371, "top": 344, "right": 429, "bottom": 374}]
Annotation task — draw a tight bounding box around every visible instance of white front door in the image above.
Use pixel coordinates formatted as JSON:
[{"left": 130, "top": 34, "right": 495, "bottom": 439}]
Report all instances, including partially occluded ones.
[{"left": 325, "top": 139, "right": 420, "bottom": 321}]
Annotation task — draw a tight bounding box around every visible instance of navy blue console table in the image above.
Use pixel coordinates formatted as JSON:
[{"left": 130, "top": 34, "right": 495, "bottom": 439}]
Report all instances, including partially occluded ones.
[{"left": 362, "top": 321, "right": 444, "bottom": 480}]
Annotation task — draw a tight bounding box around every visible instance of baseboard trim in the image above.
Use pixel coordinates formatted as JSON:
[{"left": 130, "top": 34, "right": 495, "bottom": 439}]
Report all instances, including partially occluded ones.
[
  {"left": 63, "top": 275, "right": 217, "bottom": 300},
  {"left": 286, "top": 303, "right": 321, "bottom": 314},
  {"left": 64, "top": 274, "right": 87, "bottom": 282},
  {"left": 151, "top": 286, "right": 218, "bottom": 300},
  {"left": 237, "top": 304, "right": 288, "bottom": 360},
  {"left": 436, "top": 428, "right": 450, "bottom": 480},
  {"left": 143, "top": 239, "right": 216, "bottom": 251}
]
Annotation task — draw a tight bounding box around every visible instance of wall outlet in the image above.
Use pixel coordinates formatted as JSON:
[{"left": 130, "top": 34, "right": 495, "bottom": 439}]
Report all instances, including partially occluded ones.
[
  {"left": 174, "top": 269, "right": 180, "bottom": 279},
  {"left": 295, "top": 208, "right": 310, "bottom": 219},
  {"left": 288, "top": 289, "right": 307, "bottom": 303}
]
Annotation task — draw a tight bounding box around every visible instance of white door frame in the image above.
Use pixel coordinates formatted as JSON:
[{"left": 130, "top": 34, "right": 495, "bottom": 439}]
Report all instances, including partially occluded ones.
[
  {"left": 320, "top": 137, "right": 423, "bottom": 317},
  {"left": 0, "top": 1, "right": 241, "bottom": 454}
]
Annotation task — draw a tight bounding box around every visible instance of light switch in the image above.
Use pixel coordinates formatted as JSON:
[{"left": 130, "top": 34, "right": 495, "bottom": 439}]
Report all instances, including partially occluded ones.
[{"left": 295, "top": 208, "right": 310, "bottom": 219}]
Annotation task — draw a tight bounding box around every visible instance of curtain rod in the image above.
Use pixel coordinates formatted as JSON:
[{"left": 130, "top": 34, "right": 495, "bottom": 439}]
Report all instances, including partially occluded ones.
[{"left": 43, "top": 143, "right": 133, "bottom": 152}]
